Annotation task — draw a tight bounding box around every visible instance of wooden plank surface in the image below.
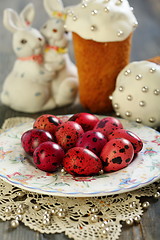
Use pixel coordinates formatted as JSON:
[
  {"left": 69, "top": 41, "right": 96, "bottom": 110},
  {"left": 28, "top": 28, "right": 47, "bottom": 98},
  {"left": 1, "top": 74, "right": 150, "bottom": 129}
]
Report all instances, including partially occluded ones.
[{"left": 0, "top": 0, "right": 160, "bottom": 239}]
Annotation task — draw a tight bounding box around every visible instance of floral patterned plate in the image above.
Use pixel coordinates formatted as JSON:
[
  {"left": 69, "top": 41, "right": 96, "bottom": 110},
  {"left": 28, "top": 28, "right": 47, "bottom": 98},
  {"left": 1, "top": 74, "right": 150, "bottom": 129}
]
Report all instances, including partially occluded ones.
[{"left": 0, "top": 117, "right": 160, "bottom": 197}]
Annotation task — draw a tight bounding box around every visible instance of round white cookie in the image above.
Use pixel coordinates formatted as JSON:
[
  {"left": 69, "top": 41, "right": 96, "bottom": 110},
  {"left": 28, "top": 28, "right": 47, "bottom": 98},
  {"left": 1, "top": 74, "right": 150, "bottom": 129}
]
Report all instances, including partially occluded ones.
[
  {"left": 65, "top": 0, "right": 137, "bottom": 42},
  {"left": 111, "top": 60, "right": 160, "bottom": 127}
]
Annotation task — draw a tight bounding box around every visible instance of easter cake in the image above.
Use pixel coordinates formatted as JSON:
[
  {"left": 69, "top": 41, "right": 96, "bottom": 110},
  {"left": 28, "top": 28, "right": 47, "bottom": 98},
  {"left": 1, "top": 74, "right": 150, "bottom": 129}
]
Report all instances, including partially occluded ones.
[{"left": 65, "top": 0, "right": 138, "bottom": 113}]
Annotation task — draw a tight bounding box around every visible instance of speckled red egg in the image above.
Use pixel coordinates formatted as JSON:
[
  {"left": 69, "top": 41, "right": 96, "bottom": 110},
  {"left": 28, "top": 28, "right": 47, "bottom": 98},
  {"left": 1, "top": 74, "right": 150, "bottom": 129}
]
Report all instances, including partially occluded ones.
[
  {"left": 63, "top": 147, "right": 102, "bottom": 176},
  {"left": 100, "top": 138, "right": 134, "bottom": 172},
  {"left": 76, "top": 130, "right": 107, "bottom": 156},
  {"left": 33, "top": 141, "right": 64, "bottom": 172},
  {"left": 68, "top": 113, "right": 99, "bottom": 131},
  {"left": 21, "top": 129, "right": 53, "bottom": 156},
  {"left": 108, "top": 129, "right": 143, "bottom": 154},
  {"left": 55, "top": 121, "right": 84, "bottom": 151},
  {"left": 33, "top": 114, "right": 62, "bottom": 136},
  {"left": 94, "top": 117, "right": 123, "bottom": 138}
]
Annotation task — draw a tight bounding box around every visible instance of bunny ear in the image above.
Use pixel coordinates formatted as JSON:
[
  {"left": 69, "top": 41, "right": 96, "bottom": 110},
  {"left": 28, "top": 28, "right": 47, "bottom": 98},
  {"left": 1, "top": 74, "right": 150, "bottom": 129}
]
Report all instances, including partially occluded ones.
[
  {"left": 20, "top": 3, "right": 35, "bottom": 27},
  {"left": 3, "top": 8, "right": 24, "bottom": 33},
  {"left": 43, "top": 0, "right": 64, "bottom": 17}
]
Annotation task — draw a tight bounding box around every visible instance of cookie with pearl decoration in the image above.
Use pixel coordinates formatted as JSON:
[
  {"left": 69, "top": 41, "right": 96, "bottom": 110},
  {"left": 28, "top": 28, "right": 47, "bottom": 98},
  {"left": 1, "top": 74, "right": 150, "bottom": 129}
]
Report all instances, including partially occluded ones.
[{"left": 111, "top": 56, "right": 160, "bottom": 127}]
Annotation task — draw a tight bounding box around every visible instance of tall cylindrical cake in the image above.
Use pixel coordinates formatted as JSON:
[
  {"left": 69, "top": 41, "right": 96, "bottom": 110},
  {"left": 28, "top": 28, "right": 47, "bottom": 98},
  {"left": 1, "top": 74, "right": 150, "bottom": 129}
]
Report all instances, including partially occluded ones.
[{"left": 65, "top": 0, "right": 138, "bottom": 113}]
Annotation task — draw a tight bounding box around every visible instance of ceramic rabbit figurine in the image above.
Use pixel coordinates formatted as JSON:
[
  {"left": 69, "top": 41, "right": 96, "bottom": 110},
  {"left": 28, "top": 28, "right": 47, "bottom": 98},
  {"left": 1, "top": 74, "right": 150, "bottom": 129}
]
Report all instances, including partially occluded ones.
[
  {"left": 1, "top": 3, "right": 56, "bottom": 113},
  {"left": 41, "top": 0, "right": 78, "bottom": 107}
]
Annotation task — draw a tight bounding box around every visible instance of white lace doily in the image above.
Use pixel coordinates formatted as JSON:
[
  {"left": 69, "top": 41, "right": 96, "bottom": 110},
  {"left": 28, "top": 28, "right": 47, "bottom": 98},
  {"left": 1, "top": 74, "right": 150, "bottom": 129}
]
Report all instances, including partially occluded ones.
[{"left": 0, "top": 117, "right": 159, "bottom": 240}]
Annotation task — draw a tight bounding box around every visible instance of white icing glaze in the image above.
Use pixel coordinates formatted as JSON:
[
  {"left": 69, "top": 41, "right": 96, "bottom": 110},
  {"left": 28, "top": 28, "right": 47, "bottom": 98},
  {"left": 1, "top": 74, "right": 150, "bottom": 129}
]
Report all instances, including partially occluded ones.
[
  {"left": 111, "top": 60, "right": 160, "bottom": 127},
  {"left": 65, "top": 0, "right": 137, "bottom": 42}
]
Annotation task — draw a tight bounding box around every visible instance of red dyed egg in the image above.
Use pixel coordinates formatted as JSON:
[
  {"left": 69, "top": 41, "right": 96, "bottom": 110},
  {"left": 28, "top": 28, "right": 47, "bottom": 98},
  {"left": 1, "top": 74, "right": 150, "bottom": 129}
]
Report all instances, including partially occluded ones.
[
  {"left": 63, "top": 147, "right": 102, "bottom": 176},
  {"left": 68, "top": 113, "right": 99, "bottom": 131},
  {"left": 33, "top": 141, "right": 64, "bottom": 172},
  {"left": 55, "top": 121, "right": 84, "bottom": 151},
  {"left": 76, "top": 130, "right": 107, "bottom": 156},
  {"left": 33, "top": 114, "right": 62, "bottom": 135},
  {"left": 94, "top": 117, "right": 123, "bottom": 138},
  {"left": 100, "top": 138, "right": 134, "bottom": 172},
  {"left": 21, "top": 129, "right": 53, "bottom": 156},
  {"left": 108, "top": 129, "right": 143, "bottom": 153}
]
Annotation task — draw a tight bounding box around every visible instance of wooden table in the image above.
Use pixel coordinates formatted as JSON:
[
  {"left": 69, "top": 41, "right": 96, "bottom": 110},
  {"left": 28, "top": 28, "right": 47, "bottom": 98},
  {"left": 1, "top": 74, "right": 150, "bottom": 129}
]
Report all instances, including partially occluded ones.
[{"left": 0, "top": 0, "right": 160, "bottom": 239}]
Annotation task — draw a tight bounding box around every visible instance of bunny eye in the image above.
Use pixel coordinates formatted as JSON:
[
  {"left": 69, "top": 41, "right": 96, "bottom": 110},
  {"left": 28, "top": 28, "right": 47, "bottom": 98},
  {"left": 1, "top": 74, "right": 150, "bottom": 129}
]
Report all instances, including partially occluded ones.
[
  {"left": 43, "top": 25, "right": 47, "bottom": 29},
  {"left": 52, "top": 29, "right": 58, "bottom": 33},
  {"left": 38, "top": 38, "right": 42, "bottom": 41},
  {"left": 21, "top": 39, "right": 27, "bottom": 44}
]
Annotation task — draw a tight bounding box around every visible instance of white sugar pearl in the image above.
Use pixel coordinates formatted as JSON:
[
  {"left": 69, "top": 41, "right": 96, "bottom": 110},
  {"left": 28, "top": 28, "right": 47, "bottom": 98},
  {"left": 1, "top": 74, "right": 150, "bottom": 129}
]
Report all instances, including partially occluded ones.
[
  {"left": 139, "top": 101, "right": 145, "bottom": 107},
  {"left": 43, "top": 219, "right": 50, "bottom": 226},
  {"left": 119, "top": 86, "right": 124, "bottom": 91},
  {"left": 72, "top": 16, "right": 78, "bottom": 21},
  {"left": 34, "top": 204, "right": 41, "bottom": 211},
  {"left": 91, "top": 25, "right": 97, "bottom": 31},
  {"left": 102, "top": 227, "right": 110, "bottom": 235},
  {"left": 136, "top": 74, "right": 142, "bottom": 80},
  {"left": 99, "top": 169, "right": 104, "bottom": 175},
  {"left": 125, "top": 111, "right": 131, "bottom": 117},
  {"left": 134, "top": 215, "right": 141, "bottom": 223},
  {"left": 5, "top": 207, "right": 12, "bottom": 215},
  {"left": 61, "top": 168, "right": 66, "bottom": 173},
  {"left": 154, "top": 89, "right": 160, "bottom": 95},
  {"left": 124, "top": 69, "right": 131, "bottom": 76},
  {"left": 15, "top": 215, "right": 23, "bottom": 221},
  {"left": 129, "top": 201, "right": 136, "bottom": 209},
  {"left": 91, "top": 10, "right": 98, "bottom": 15},
  {"left": 126, "top": 218, "right": 134, "bottom": 225},
  {"left": 149, "top": 68, "right": 156, "bottom": 73},
  {"left": 153, "top": 192, "right": 160, "bottom": 198},
  {"left": 57, "top": 212, "right": 66, "bottom": 218},
  {"left": 142, "top": 201, "right": 150, "bottom": 209},
  {"left": 113, "top": 103, "right": 119, "bottom": 109},
  {"left": 133, "top": 21, "right": 138, "bottom": 28},
  {"left": 104, "top": 7, "right": 110, "bottom": 13},
  {"left": 117, "top": 30, "right": 124, "bottom": 37},
  {"left": 136, "top": 118, "right": 142, "bottom": 123},
  {"left": 91, "top": 208, "right": 99, "bottom": 214},
  {"left": 149, "top": 117, "right": 155, "bottom": 123},
  {"left": 11, "top": 220, "right": 19, "bottom": 228},
  {"left": 142, "top": 86, "right": 148, "bottom": 92},
  {"left": 127, "top": 95, "right": 133, "bottom": 101},
  {"left": 116, "top": 112, "right": 120, "bottom": 117},
  {"left": 90, "top": 214, "right": 99, "bottom": 223},
  {"left": 82, "top": 3, "right": 87, "bottom": 8},
  {"left": 116, "top": 0, "right": 123, "bottom": 6}
]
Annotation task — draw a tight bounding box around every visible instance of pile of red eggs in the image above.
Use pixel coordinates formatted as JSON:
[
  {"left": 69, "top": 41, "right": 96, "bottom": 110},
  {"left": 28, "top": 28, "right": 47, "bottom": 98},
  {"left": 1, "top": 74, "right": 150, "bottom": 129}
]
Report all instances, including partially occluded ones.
[{"left": 21, "top": 113, "right": 143, "bottom": 176}]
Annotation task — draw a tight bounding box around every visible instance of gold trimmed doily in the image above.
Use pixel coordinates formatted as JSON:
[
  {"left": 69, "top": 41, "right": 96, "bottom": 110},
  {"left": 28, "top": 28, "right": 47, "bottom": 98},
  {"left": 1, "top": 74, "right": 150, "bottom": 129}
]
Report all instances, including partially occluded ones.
[{"left": 0, "top": 117, "right": 159, "bottom": 240}]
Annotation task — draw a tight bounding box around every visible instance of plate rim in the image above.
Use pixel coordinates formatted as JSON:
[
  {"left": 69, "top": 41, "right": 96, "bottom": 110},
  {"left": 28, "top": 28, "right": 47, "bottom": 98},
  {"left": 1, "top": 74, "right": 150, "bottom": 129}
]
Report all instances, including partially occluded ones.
[{"left": 0, "top": 173, "right": 159, "bottom": 197}]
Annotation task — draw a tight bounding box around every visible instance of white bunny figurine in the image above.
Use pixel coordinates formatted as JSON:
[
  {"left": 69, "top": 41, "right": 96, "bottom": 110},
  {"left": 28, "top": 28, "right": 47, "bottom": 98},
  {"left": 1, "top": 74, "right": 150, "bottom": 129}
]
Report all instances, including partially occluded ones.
[
  {"left": 1, "top": 3, "right": 56, "bottom": 113},
  {"left": 41, "top": 0, "right": 78, "bottom": 107}
]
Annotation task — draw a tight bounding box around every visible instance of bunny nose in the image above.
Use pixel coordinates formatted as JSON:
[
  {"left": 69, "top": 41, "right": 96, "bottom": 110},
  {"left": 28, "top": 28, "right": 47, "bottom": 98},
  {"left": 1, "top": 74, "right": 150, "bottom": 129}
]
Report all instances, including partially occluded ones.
[{"left": 53, "top": 29, "right": 58, "bottom": 33}]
